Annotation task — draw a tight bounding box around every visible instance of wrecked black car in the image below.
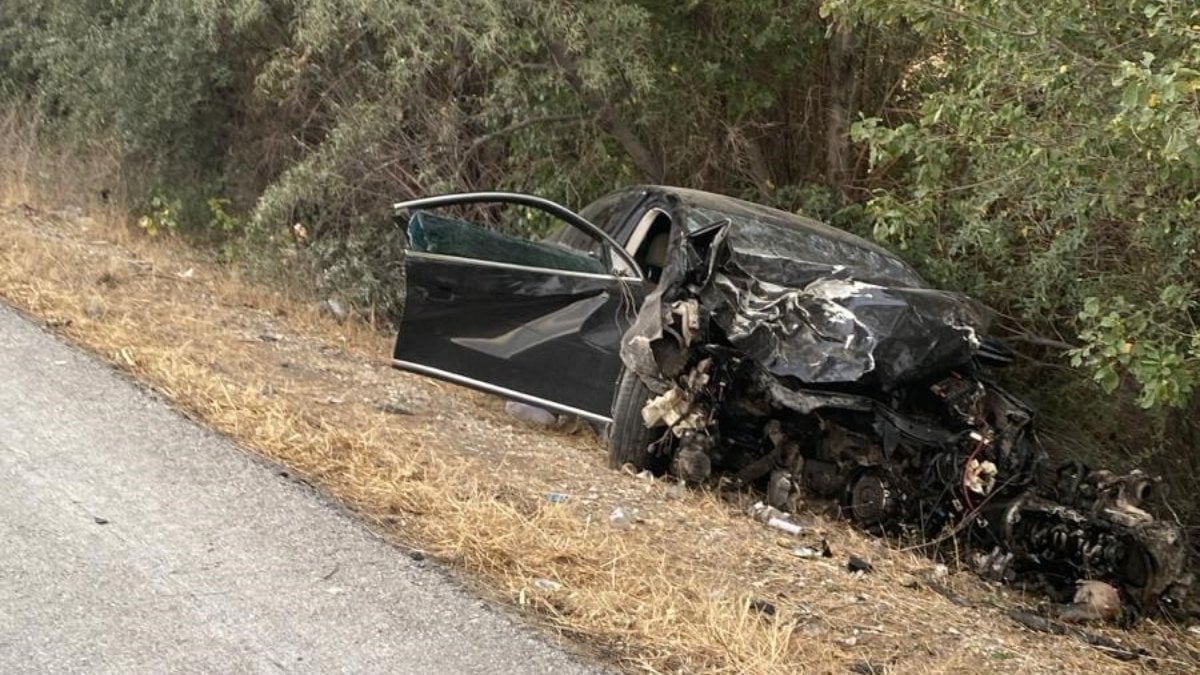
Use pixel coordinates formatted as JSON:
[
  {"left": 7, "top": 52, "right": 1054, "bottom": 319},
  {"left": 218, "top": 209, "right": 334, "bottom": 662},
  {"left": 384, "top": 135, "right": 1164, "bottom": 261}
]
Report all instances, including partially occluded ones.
[{"left": 391, "top": 186, "right": 1190, "bottom": 614}]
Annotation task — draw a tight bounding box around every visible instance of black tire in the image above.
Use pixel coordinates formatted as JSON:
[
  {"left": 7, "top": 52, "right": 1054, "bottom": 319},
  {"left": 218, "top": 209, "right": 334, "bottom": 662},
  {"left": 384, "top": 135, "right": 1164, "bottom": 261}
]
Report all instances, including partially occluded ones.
[{"left": 607, "top": 368, "right": 668, "bottom": 472}]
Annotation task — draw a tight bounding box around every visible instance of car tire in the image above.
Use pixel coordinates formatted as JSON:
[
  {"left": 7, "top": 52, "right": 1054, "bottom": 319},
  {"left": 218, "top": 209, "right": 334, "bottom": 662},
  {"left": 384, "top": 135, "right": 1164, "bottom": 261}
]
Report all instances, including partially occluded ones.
[{"left": 607, "top": 368, "right": 668, "bottom": 472}]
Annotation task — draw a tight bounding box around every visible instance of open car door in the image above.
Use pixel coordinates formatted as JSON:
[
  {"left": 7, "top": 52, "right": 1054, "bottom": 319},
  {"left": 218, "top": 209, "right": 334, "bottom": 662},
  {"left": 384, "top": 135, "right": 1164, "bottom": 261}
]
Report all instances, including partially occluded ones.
[{"left": 392, "top": 193, "right": 646, "bottom": 423}]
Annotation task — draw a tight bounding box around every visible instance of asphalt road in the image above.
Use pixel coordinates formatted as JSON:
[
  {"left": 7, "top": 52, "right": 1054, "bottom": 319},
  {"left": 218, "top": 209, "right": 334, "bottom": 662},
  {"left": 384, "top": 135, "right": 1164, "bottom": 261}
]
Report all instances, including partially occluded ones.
[{"left": 0, "top": 303, "right": 597, "bottom": 674}]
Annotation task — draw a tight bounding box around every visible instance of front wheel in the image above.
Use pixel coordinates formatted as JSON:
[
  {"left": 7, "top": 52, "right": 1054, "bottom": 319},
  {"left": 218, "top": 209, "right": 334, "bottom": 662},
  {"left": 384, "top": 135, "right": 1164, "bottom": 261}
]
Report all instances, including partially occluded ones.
[{"left": 607, "top": 368, "right": 668, "bottom": 472}]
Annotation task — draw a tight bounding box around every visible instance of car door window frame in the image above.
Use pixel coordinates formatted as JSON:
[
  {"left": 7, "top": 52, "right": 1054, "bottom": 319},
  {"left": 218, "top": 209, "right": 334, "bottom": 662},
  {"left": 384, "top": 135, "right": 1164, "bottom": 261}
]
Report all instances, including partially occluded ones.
[{"left": 394, "top": 192, "right": 644, "bottom": 281}]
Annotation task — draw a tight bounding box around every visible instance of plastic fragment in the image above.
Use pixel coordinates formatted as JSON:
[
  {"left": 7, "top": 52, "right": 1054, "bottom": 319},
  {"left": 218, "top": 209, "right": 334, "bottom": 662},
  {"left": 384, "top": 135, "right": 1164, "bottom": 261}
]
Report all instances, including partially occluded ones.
[
  {"left": 505, "top": 400, "right": 557, "bottom": 426},
  {"left": 609, "top": 506, "right": 635, "bottom": 529}
]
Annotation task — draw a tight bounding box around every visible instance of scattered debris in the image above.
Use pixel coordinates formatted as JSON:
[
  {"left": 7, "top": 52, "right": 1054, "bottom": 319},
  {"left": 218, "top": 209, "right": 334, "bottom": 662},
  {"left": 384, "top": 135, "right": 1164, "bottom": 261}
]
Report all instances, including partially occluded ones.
[
  {"left": 92, "top": 516, "right": 109, "bottom": 525},
  {"left": 748, "top": 501, "right": 805, "bottom": 536},
  {"left": 376, "top": 400, "right": 414, "bottom": 416},
  {"left": 175, "top": 267, "right": 194, "bottom": 279},
  {"left": 1058, "top": 581, "right": 1122, "bottom": 624},
  {"left": 790, "top": 546, "right": 821, "bottom": 559},
  {"left": 642, "top": 386, "right": 705, "bottom": 431},
  {"left": 116, "top": 347, "right": 136, "bottom": 367},
  {"left": 849, "top": 661, "right": 889, "bottom": 675},
  {"left": 504, "top": 400, "right": 556, "bottom": 426},
  {"left": 258, "top": 332, "right": 283, "bottom": 342},
  {"left": 963, "top": 457, "right": 997, "bottom": 495},
  {"left": 972, "top": 547, "right": 1015, "bottom": 583},
  {"left": 748, "top": 501, "right": 786, "bottom": 524},
  {"left": 1007, "top": 610, "right": 1148, "bottom": 661},
  {"left": 766, "top": 468, "right": 792, "bottom": 511},
  {"left": 847, "top": 556, "right": 874, "bottom": 574},
  {"left": 635, "top": 469, "right": 655, "bottom": 481},
  {"left": 767, "top": 518, "right": 804, "bottom": 536},
  {"left": 609, "top": 506, "right": 636, "bottom": 530},
  {"left": 533, "top": 578, "right": 563, "bottom": 592},
  {"left": 545, "top": 492, "right": 571, "bottom": 504},
  {"left": 671, "top": 431, "right": 713, "bottom": 484}
]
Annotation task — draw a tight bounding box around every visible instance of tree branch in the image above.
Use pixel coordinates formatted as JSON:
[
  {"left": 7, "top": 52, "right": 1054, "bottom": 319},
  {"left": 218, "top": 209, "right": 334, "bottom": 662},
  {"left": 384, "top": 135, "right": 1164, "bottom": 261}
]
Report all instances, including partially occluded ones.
[
  {"left": 545, "top": 39, "right": 665, "bottom": 182},
  {"left": 915, "top": 1, "right": 1038, "bottom": 38},
  {"left": 463, "top": 113, "right": 589, "bottom": 160},
  {"left": 1000, "top": 329, "right": 1077, "bottom": 351}
]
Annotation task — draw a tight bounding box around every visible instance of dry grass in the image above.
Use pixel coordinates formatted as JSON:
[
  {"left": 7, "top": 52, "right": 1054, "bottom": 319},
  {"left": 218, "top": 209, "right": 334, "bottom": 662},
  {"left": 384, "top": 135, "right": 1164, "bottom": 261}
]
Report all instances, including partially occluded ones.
[{"left": 2, "top": 166, "right": 1199, "bottom": 672}]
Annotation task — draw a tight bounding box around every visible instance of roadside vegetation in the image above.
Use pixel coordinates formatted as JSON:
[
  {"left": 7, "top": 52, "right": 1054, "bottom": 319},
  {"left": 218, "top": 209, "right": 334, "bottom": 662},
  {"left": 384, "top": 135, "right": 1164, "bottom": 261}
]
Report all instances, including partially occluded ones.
[
  {"left": 4, "top": 0, "right": 1196, "bottom": 518},
  {"left": 1, "top": 1, "right": 1199, "bottom": 669}
]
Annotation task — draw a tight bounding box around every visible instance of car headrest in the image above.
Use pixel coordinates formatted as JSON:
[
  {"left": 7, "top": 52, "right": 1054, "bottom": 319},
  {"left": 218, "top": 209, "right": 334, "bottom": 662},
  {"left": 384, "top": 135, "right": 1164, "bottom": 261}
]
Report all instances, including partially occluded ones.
[{"left": 644, "top": 233, "right": 670, "bottom": 269}]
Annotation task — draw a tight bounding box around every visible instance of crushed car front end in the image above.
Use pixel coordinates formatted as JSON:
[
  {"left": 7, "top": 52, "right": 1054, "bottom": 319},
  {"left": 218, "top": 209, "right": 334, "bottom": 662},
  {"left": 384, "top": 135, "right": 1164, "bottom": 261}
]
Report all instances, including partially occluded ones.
[{"left": 614, "top": 190, "right": 1191, "bottom": 613}]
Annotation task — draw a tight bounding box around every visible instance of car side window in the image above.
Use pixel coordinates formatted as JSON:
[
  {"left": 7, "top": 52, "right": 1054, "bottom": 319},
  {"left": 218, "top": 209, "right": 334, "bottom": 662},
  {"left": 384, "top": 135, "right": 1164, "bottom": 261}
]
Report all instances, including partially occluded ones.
[
  {"left": 406, "top": 204, "right": 609, "bottom": 275},
  {"left": 544, "top": 191, "right": 639, "bottom": 257}
]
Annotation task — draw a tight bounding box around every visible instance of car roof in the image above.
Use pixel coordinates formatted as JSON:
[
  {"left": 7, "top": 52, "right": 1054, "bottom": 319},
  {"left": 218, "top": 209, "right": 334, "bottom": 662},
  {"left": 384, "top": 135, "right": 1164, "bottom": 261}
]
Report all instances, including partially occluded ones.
[
  {"left": 599, "top": 185, "right": 924, "bottom": 285},
  {"left": 640, "top": 186, "right": 899, "bottom": 257}
]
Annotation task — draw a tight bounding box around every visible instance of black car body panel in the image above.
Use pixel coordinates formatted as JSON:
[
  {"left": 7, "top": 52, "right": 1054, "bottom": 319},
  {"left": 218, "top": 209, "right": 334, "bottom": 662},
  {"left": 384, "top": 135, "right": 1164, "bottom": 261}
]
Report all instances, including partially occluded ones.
[
  {"left": 697, "top": 212, "right": 992, "bottom": 389},
  {"left": 395, "top": 252, "right": 638, "bottom": 420},
  {"left": 392, "top": 192, "right": 649, "bottom": 422}
]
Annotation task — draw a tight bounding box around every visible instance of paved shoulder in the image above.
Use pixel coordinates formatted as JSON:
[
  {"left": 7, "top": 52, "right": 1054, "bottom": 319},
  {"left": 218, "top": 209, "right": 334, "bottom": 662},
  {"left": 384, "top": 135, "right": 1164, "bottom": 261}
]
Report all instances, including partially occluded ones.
[{"left": 0, "top": 304, "right": 596, "bottom": 675}]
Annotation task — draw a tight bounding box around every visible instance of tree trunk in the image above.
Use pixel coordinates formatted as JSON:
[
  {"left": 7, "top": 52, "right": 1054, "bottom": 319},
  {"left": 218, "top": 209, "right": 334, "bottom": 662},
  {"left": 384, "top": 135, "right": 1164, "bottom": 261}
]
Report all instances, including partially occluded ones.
[
  {"left": 826, "top": 20, "right": 858, "bottom": 196},
  {"left": 546, "top": 40, "right": 665, "bottom": 183}
]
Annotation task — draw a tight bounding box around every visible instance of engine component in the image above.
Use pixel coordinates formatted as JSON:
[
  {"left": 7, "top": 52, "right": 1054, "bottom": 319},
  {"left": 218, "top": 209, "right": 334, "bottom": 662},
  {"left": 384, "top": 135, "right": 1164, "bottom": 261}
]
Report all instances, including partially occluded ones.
[
  {"left": 846, "top": 471, "right": 898, "bottom": 526},
  {"left": 802, "top": 459, "right": 845, "bottom": 497}
]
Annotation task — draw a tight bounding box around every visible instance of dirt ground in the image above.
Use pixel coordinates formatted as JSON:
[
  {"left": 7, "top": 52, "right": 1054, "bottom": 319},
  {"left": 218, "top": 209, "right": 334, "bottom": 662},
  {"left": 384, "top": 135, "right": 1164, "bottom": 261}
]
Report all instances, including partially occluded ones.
[{"left": 2, "top": 201, "right": 1198, "bottom": 674}]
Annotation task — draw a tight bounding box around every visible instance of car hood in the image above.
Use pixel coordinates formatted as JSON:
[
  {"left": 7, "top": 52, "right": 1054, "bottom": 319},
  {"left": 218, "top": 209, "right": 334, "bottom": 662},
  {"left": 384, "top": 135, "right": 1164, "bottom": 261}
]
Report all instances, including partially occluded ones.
[{"left": 622, "top": 214, "right": 992, "bottom": 391}]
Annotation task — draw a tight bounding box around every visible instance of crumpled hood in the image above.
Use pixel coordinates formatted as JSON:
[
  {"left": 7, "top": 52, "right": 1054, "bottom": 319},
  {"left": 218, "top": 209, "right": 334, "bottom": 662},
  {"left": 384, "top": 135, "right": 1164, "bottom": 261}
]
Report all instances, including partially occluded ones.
[
  {"left": 699, "top": 217, "right": 992, "bottom": 388},
  {"left": 638, "top": 215, "right": 992, "bottom": 390}
]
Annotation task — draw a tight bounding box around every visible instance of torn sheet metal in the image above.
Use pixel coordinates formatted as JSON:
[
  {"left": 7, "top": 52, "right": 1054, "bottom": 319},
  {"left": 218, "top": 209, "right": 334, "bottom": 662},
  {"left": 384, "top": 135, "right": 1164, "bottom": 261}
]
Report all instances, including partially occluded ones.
[
  {"left": 617, "top": 197, "right": 1191, "bottom": 616},
  {"left": 697, "top": 216, "right": 991, "bottom": 389}
]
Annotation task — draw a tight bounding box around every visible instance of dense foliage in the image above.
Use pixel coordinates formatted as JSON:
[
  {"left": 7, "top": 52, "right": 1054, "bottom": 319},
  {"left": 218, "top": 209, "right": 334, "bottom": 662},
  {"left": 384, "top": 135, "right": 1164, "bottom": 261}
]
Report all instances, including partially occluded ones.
[
  {"left": 1, "top": 1, "right": 1197, "bottom": 485},
  {"left": 832, "top": 0, "right": 1200, "bottom": 412}
]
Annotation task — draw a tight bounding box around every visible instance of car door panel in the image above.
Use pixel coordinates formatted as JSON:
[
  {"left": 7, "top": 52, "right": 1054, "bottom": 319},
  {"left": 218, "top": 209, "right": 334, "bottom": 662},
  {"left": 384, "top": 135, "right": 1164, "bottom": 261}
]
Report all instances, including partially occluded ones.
[{"left": 392, "top": 194, "right": 645, "bottom": 421}]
